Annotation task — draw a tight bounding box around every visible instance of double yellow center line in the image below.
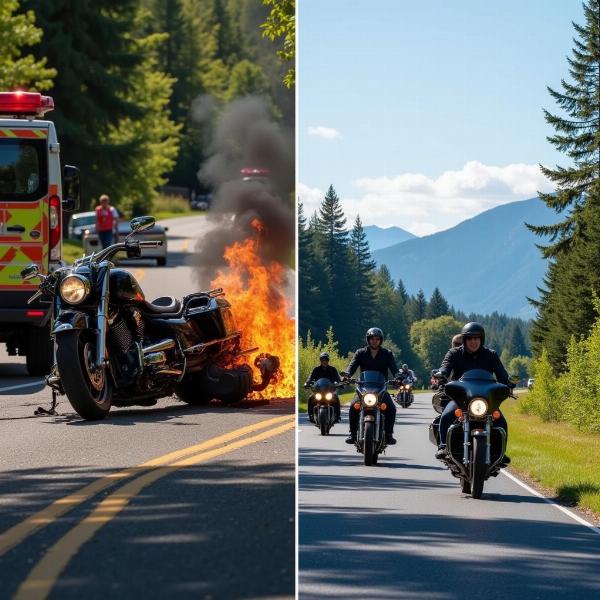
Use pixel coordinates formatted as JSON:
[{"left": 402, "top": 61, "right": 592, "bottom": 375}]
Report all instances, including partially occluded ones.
[{"left": 1, "top": 414, "right": 294, "bottom": 600}]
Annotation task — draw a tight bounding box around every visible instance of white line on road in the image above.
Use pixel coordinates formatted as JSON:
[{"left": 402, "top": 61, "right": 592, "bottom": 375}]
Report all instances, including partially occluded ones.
[
  {"left": 501, "top": 468, "right": 600, "bottom": 535},
  {"left": 0, "top": 380, "right": 44, "bottom": 393}
]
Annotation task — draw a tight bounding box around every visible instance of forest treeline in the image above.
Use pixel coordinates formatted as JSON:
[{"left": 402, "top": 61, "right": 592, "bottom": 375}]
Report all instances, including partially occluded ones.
[
  {"left": 299, "top": 185, "right": 532, "bottom": 385},
  {"left": 0, "top": 0, "right": 294, "bottom": 215}
]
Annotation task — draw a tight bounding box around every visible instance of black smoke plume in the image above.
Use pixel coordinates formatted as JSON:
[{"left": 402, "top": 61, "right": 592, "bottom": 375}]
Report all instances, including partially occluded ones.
[{"left": 192, "top": 96, "right": 295, "bottom": 287}]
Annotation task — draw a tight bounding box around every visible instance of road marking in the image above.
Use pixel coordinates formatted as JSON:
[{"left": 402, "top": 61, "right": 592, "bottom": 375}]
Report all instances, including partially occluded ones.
[
  {"left": 14, "top": 419, "right": 294, "bottom": 600},
  {"left": 0, "top": 380, "right": 44, "bottom": 393},
  {"left": 500, "top": 468, "right": 600, "bottom": 535},
  {"left": 0, "top": 414, "right": 293, "bottom": 557}
]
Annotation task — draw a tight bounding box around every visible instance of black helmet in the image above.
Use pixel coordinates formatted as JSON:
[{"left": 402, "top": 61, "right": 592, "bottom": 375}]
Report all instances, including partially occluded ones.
[
  {"left": 319, "top": 352, "right": 330, "bottom": 360},
  {"left": 402, "top": 364, "right": 408, "bottom": 370},
  {"left": 366, "top": 327, "right": 384, "bottom": 344},
  {"left": 461, "top": 322, "right": 485, "bottom": 345}
]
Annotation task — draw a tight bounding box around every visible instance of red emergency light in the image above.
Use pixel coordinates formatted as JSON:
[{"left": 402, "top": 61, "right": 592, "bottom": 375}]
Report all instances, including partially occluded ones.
[
  {"left": 0, "top": 92, "right": 54, "bottom": 117},
  {"left": 240, "top": 167, "right": 271, "bottom": 178}
]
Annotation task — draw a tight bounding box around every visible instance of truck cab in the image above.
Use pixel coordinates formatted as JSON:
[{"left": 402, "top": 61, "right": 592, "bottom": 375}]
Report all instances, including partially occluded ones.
[{"left": 0, "top": 92, "right": 80, "bottom": 375}]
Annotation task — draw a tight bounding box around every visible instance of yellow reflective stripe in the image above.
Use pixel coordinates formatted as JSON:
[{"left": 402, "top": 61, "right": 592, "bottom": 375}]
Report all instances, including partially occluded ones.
[
  {"left": 0, "top": 129, "right": 17, "bottom": 137},
  {"left": 33, "top": 129, "right": 47, "bottom": 138}
]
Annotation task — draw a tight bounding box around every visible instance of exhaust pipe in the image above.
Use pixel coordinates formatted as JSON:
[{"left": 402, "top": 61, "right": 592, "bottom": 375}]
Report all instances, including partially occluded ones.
[{"left": 143, "top": 339, "right": 176, "bottom": 354}]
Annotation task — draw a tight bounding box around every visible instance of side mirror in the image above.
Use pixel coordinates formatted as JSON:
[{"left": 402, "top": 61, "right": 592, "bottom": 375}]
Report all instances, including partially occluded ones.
[
  {"left": 21, "top": 264, "right": 40, "bottom": 281},
  {"left": 130, "top": 215, "right": 155, "bottom": 233},
  {"left": 62, "top": 165, "right": 81, "bottom": 211}
]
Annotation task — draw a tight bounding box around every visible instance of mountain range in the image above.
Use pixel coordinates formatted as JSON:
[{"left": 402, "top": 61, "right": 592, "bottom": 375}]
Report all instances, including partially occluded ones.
[
  {"left": 363, "top": 225, "right": 416, "bottom": 251},
  {"left": 371, "top": 198, "right": 563, "bottom": 319}
]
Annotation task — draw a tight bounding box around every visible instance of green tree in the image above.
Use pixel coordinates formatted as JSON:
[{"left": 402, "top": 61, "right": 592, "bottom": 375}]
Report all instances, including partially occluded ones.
[
  {"left": 505, "top": 321, "right": 528, "bottom": 359},
  {"left": 0, "top": 0, "right": 54, "bottom": 90},
  {"left": 406, "top": 289, "right": 427, "bottom": 324},
  {"left": 260, "top": 0, "right": 294, "bottom": 87},
  {"left": 410, "top": 315, "right": 462, "bottom": 374},
  {"left": 225, "top": 59, "right": 269, "bottom": 101},
  {"left": 507, "top": 355, "right": 531, "bottom": 382},
  {"left": 425, "top": 287, "right": 450, "bottom": 319},
  {"left": 24, "top": 0, "right": 147, "bottom": 209},
  {"left": 349, "top": 214, "right": 377, "bottom": 341}
]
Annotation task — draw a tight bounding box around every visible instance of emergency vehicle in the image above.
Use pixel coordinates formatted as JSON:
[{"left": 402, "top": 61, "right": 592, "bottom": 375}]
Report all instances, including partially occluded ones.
[{"left": 0, "top": 91, "right": 80, "bottom": 375}]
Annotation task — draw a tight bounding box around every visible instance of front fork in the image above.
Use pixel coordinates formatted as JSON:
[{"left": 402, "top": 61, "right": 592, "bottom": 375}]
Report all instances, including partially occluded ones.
[{"left": 95, "top": 266, "right": 110, "bottom": 369}]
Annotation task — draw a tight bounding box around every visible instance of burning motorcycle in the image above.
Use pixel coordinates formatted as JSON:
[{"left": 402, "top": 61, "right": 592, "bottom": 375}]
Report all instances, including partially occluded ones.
[
  {"left": 304, "top": 378, "right": 344, "bottom": 436},
  {"left": 429, "top": 369, "right": 514, "bottom": 498},
  {"left": 21, "top": 216, "right": 280, "bottom": 420},
  {"left": 346, "top": 371, "right": 398, "bottom": 466}
]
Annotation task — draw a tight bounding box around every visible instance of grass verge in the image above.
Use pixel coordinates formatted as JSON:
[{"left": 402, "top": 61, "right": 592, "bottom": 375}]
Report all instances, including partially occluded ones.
[
  {"left": 504, "top": 395, "right": 600, "bottom": 517},
  {"left": 63, "top": 239, "right": 84, "bottom": 264}
]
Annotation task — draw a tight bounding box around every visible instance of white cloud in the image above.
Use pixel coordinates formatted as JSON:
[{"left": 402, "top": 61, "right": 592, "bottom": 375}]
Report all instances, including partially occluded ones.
[
  {"left": 307, "top": 125, "right": 341, "bottom": 140},
  {"left": 344, "top": 161, "right": 554, "bottom": 235},
  {"left": 298, "top": 183, "right": 324, "bottom": 218}
]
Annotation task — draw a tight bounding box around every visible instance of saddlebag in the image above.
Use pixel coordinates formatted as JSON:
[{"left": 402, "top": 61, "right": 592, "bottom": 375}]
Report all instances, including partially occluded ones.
[{"left": 429, "top": 415, "right": 440, "bottom": 446}]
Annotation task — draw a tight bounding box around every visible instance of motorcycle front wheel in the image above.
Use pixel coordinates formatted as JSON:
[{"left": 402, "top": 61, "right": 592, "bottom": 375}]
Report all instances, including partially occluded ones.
[
  {"left": 363, "top": 421, "right": 375, "bottom": 466},
  {"left": 318, "top": 407, "right": 328, "bottom": 435},
  {"left": 470, "top": 436, "right": 487, "bottom": 499},
  {"left": 56, "top": 331, "right": 112, "bottom": 420}
]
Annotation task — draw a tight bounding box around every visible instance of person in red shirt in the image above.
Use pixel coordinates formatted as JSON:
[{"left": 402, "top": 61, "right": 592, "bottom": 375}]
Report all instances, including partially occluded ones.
[{"left": 95, "top": 194, "right": 119, "bottom": 249}]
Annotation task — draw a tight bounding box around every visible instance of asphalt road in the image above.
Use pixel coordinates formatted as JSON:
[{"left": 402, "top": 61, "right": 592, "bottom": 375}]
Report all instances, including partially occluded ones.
[
  {"left": 299, "top": 392, "right": 600, "bottom": 600},
  {"left": 0, "top": 215, "right": 295, "bottom": 599}
]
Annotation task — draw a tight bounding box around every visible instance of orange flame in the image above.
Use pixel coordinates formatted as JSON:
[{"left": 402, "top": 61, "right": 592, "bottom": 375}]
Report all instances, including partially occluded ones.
[{"left": 210, "top": 220, "right": 294, "bottom": 398}]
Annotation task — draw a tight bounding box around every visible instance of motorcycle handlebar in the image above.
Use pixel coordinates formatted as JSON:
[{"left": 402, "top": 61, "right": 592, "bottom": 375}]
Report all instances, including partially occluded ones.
[{"left": 139, "top": 240, "right": 163, "bottom": 248}]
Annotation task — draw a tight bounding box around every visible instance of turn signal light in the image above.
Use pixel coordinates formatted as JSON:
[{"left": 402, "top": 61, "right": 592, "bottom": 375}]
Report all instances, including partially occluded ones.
[
  {"left": 492, "top": 410, "right": 501, "bottom": 420},
  {"left": 454, "top": 408, "right": 463, "bottom": 418},
  {"left": 380, "top": 403, "right": 387, "bottom": 411},
  {"left": 353, "top": 402, "right": 361, "bottom": 410}
]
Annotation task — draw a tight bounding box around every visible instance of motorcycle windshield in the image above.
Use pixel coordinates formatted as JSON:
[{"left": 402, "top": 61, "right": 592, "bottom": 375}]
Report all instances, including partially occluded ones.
[
  {"left": 313, "top": 377, "right": 333, "bottom": 392},
  {"left": 357, "top": 370, "right": 385, "bottom": 393},
  {"left": 445, "top": 368, "right": 509, "bottom": 408}
]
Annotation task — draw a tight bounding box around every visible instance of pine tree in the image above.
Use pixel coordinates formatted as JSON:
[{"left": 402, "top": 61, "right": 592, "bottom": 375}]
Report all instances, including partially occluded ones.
[
  {"left": 349, "top": 215, "right": 377, "bottom": 340},
  {"left": 527, "top": 0, "right": 600, "bottom": 256},
  {"left": 0, "top": 0, "right": 55, "bottom": 90},
  {"left": 315, "top": 185, "right": 355, "bottom": 352},
  {"left": 426, "top": 287, "right": 450, "bottom": 319},
  {"left": 396, "top": 279, "right": 408, "bottom": 303},
  {"left": 505, "top": 321, "right": 528, "bottom": 360},
  {"left": 24, "top": 0, "right": 147, "bottom": 209},
  {"left": 407, "top": 289, "right": 428, "bottom": 324}
]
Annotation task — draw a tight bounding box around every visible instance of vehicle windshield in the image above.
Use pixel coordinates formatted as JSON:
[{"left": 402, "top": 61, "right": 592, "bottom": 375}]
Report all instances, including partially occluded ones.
[
  {"left": 358, "top": 371, "right": 386, "bottom": 385},
  {"left": 0, "top": 139, "right": 47, "bottom": 200},
  {"left": 72, "top": 215, "right": 95, "bottom": 227}
]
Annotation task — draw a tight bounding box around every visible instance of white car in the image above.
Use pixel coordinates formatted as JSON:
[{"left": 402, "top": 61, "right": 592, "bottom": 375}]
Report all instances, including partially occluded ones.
[
  {"left": 82, "top": 221, "right": 169, "bottom": 266},
  {"left": 67, "top": 211, "right": 96, "bottom": 240},
  {"left": 527, "top": 378, "right": 534, "bottom": 390}
]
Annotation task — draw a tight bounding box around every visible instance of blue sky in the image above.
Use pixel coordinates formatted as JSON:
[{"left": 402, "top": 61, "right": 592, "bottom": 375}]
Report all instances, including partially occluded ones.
[{"left": 298, "top": 0, "right": 585, "bottom": 235}]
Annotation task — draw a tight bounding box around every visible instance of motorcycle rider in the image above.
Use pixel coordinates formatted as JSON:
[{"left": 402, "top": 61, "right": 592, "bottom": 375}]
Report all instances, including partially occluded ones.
[
  {"left": 343, "top": 327, "right": 399, "bottom": 445},
  {"left": 305, "top": 352, "right": 342, "bottom": 423},
  {"left": 434, "top": 322, "right": 511, "bottom": 463},
  {"left": 399, "top": 363, "right": 416, "bottom": 385}
]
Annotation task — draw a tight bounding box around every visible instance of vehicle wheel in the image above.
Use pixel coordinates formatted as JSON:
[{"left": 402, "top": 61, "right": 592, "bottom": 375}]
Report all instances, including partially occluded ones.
[
  {"left": 364, "top": 422, "right": 375, "bottom": 466},
  {"left": 26, "top": 325, "right": 53, "bottom": 376},
  {"left": 461, "top": 477, "right": 471, "bottom": 494},
  {"left": 470, "top": 436, "right": 487, "bottom": 499},
  {"left": 176, "top": 376, "right": 212, "bottom": 405},
  {"left": 56, "top": 331, "right": 111, "bottom": 420},
  {"left": 318, "top": 407, "right": 328, "bottom": 436},
  {"left": 157, "top": 257, "right": 167, "bottom": 267}
]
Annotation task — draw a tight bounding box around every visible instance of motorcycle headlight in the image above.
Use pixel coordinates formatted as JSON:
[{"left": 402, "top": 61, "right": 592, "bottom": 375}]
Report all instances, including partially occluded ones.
[
  {"left": 325, "top": 392, "right": 333, "bottom": 400},
  {"left": 404, "top": 385, "right": 410, "bottom": 390},
  {"left": 469, "top": 398, "right": 488, "bottom": 417},
  {"left": 59, "top": 274, "right": 91, "bottom": 305},
  {"left": 315, "top": 393, "right": 322, "bottom": 400},
  {"left": 363, "top": 393, "right": 377, "bottom": 407}
]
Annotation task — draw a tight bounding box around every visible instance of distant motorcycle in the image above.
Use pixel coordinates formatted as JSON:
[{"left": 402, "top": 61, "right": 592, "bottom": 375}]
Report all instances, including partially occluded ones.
[
  {"left": 429, "top": 369, "right": 514, "bottom": 498},
  {"left": 305, "top": 378, "right": 344, "bottom": 435},
  {"left": 396, "top": 377, "right": 415, "bottom": 408},
  {"left": 21, "top": 216, "right": 279, "bottom": 420},
  {"left": 345, "top": 371, "right": 398, "bottom": 466}
]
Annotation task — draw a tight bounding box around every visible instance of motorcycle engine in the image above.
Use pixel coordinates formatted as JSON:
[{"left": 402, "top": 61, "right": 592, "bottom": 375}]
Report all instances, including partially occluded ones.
[{"left": 108, "top": 309, "right": 143, "bottom": 384}]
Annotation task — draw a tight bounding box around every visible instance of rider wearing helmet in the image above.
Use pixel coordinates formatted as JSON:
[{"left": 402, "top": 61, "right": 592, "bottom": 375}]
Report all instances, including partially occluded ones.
[
  {"left": 343, "top": 327, "right": 399, "bottom": 445},
  {"left": 399, "top": 363, "right": 416, "bottom": 384},
  {"left": 434, "top": 322, "right": 511, "bottom": 463},
  {"left": 305, "top": 352, "right": 342, "bottom": 422}
]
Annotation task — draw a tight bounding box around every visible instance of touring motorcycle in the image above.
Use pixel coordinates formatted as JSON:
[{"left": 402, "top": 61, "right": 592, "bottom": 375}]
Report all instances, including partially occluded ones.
[
  {"left": 21, "top": 216, "right": 280, "bottom": 420},
  {"left": 429, "top": 369, "right": 514, "bottom": 498},
  {"left": 396, "top": 376, "right": 415, "bottom": 408},
  {"left": 305, "top": 378, "right": 344, "bottom": 436},
  {"left": 344, "top": 371, "right": 398, "bottom": 466}
]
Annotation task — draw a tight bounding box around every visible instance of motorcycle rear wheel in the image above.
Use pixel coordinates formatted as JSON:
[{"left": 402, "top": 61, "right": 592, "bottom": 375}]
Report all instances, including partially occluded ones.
[
  {"left": 56, "top": 331, "right": 112, "bottom": 420},
  {"left": 318, "top": 407, "right": 328, "bottom": 436},
  {"left": 470, "top": 436, "right": 487, "bottom": 499},
  {"left": 364, "top": 421, "right": 375, "bottom": 466}
]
